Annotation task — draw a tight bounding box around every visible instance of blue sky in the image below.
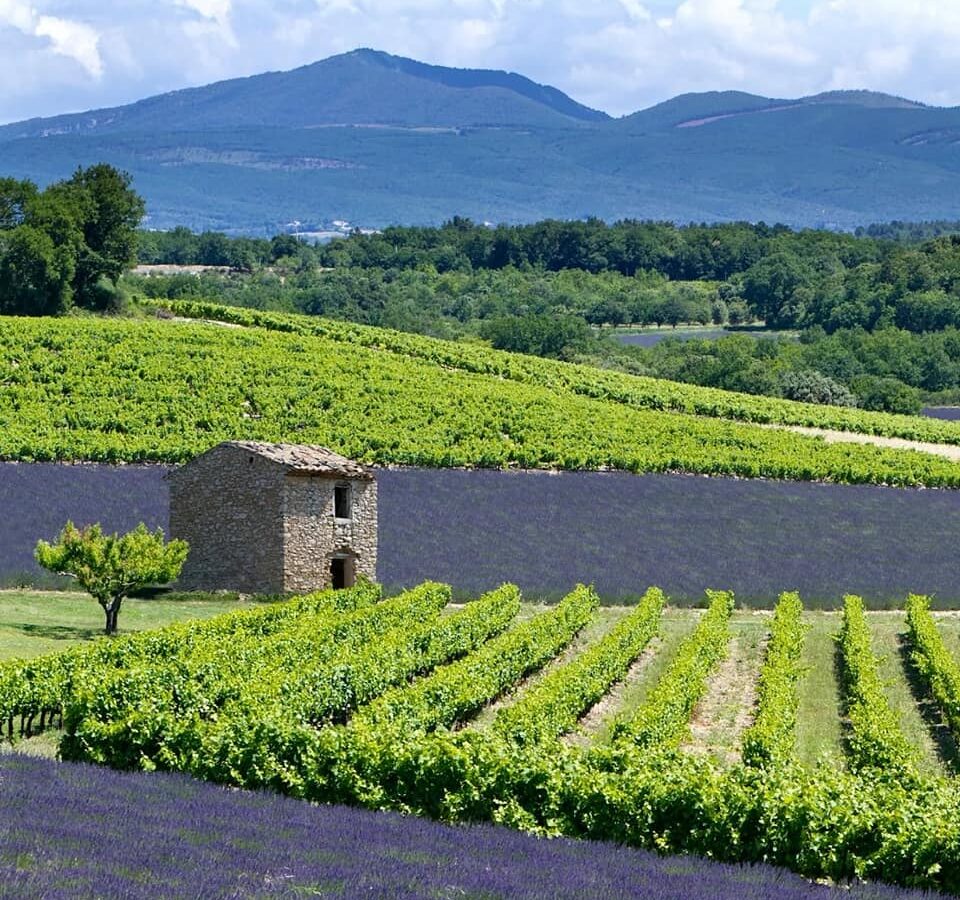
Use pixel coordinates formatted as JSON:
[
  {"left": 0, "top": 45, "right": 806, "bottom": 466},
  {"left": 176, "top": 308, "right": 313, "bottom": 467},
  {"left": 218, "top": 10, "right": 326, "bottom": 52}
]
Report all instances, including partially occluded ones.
[{"left": 2, "top": 1, "right": 959, "bottom": 123}]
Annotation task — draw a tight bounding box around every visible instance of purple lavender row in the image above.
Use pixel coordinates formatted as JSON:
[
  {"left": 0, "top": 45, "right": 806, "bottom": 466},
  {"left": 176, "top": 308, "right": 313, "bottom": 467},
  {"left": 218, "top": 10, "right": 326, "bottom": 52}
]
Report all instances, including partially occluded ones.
[
  {"left": 0, "top": 754, "right": 943, "bottom": 900},
  {"left": 7, "top": 462, "right": 960, "bottom": 605}
]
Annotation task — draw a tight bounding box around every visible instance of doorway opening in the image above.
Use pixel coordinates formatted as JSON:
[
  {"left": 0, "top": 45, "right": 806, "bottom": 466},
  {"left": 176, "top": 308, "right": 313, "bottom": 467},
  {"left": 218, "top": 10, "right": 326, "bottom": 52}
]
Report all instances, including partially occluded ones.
[{"left": 330, "top": 555, "right": 356, "bottom": 589}]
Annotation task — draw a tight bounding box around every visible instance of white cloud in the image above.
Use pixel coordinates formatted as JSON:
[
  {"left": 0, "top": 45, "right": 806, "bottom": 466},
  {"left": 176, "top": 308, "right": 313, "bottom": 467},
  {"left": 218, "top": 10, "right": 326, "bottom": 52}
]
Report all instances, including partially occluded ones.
[
  {"left": 177, "top": 0, "right": 232, "bottom": 21},
  {"left": 0, "top": 0, "right": 33, "bottom": 31},
  {"left": 0, "top": 1, "right": 103, "bottom": 78},
  {"left": 34, "top": 15, "right": 103, "bottom": 77},
  {"left": 175, "top": 0, "right": 236, "bottom": 45}
]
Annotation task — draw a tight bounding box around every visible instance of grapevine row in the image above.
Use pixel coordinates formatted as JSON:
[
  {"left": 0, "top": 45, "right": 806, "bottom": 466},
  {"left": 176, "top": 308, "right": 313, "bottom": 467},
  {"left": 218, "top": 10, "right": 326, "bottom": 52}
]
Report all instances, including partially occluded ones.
[
  {"left": 167, "top": 585, "right": 523, "bottom": 776},
  {"left": 610, "top": 590, "right": 734, "bottom": 750},
  {"left": 905, "top": 593, "right": 960, "bottom": 741},
  {"left": 740, "top": 592, "right": 807, "bottom": 768},
  {"left": 348, "top": 585, "right": 599, "bottom": 737},
  {"left": 837, "top": 594, "right": 920, "bottom": 775},
  {"left": 492, "top": 587, "right": 664, "bottom": 746},
  {"left": 142, "top": 585, "right": 598, "bottom": 794},
  {"left": 4, "top": 315, "right": 960, "bottom": 486},
  {"left": 150, "top": 299, "right": 960, "bottom": 447},
  {"left": 7, "top": 582, "right": 958, "bottom": 893},
  {"left": 0, "top": 582, "right": 381, "bottom": 739},
  {"left": 61, "top": 583, "right": 450, "bottom": 767}
]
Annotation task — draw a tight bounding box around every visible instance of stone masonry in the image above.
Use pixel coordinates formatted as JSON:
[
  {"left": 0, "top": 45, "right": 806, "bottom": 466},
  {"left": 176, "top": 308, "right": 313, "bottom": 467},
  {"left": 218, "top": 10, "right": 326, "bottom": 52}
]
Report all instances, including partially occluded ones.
[{"left": 168, "top": 441, "right": 377, "bottom": 594}]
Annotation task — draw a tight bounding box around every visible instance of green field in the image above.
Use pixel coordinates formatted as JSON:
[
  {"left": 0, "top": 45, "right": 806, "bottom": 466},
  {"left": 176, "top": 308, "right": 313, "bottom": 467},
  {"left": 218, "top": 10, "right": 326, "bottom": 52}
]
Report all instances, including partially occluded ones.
[
  {"left": 4, "top": 302, "right": 960, "bottom": 488},
  {"left": 0, "top": 590, "right": 258, "bottom": 661},
  {"left": 5, "top": 591, "right": 959, "bottom": 774},
  {"left": 4, "top": 584, "right": 960, "bottom": 893}
]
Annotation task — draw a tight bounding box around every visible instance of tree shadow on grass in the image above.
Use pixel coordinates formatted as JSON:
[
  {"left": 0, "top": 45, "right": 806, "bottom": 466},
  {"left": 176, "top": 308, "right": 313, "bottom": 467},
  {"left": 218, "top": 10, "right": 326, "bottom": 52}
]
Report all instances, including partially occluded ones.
[
  {"left": 15, "top": 623, "right": 102, "bottom": 642},
  {"left": 897, "top": 632, "right": 960, "bottom": 774}
]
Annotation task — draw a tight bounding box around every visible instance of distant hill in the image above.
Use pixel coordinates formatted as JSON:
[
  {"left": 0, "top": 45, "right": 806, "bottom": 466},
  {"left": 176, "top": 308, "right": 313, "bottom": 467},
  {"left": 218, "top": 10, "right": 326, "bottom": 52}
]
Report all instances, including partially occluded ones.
[
  {"left": 0, "top": 49, "right": 606, "bottom": 139},
  {"left": 2, "top": 50, "right": 959, "bottom": 232}
]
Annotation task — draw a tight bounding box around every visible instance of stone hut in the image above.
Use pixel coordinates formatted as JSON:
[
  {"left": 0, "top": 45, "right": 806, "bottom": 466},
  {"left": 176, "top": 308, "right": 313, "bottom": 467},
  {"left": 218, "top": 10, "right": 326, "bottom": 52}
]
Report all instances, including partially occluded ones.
[{"left": 168, "top": 441, "right": 377, "bottom": 594}]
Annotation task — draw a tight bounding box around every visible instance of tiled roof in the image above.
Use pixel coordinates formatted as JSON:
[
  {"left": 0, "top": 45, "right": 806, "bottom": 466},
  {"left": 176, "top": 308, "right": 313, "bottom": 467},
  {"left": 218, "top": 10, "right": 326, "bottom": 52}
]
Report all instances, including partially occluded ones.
[{"left": 225, "top": 441, "right": 373, "bottom": 478}]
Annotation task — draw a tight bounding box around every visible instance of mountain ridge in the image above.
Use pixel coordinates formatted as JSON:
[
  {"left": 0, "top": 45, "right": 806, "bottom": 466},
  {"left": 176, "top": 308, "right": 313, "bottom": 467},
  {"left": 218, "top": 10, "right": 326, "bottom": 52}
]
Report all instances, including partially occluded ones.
[
  {"left": 1, "top": 49, "right": 958, "bottom": 232},
  {"left": 0, "top": 48, "right": 607, "bottom": 140}
]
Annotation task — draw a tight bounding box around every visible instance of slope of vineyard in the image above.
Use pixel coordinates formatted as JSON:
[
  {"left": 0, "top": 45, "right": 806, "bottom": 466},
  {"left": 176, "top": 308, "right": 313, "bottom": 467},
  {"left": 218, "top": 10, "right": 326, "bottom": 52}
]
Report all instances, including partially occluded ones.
[
  {"left": 3, "top": 309, "right": 960, "bottom": 486},
  {"left": 4, "top": 585, "right": 960, "bottom": 894},
  {"left": 153, "top": 300, "right": 960, "bottom": 447}
]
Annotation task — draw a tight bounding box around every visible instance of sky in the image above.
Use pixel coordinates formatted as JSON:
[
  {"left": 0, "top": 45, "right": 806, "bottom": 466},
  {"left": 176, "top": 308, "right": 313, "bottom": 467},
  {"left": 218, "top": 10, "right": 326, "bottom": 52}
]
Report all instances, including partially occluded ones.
[{"left": 3, "top": 0, "right": 960, "bottom": 124}]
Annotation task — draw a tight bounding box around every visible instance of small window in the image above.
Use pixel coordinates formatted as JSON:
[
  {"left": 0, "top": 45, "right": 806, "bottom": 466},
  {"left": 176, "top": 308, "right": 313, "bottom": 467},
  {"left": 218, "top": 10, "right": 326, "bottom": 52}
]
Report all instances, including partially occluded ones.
[{"left": 334, "top": 483, "right": 352, "bottom": 519}]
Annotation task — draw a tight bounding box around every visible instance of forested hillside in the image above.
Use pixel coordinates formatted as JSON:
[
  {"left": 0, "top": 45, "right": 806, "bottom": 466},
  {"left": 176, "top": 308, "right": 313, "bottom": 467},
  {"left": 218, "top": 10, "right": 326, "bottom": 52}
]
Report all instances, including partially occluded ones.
[{"left": 131, "top": 220, "right": 960, "bottom": 413}]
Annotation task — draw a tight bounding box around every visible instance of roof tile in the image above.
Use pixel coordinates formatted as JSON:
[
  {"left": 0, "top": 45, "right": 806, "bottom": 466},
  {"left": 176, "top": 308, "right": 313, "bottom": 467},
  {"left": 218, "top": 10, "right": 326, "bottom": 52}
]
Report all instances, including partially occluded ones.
[{"left": 226, "top": 441, "right": 372, "bottom": 478}]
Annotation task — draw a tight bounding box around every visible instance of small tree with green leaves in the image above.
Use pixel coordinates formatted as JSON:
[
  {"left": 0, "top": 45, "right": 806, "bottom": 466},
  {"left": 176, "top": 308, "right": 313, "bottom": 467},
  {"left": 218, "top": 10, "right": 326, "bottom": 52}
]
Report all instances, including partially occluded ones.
[{"left": 35, "top": 522, "right": 188, "bottom": 635}]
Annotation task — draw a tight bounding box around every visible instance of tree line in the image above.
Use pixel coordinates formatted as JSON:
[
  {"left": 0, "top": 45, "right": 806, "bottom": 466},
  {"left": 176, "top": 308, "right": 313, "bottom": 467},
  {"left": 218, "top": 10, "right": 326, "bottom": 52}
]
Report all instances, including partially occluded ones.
[
  {"left": 138, "top": 217, "right": 960, "bottom": 336},
  {"left": 11, "top": 177, "right": 960, "bottom": 415},
  {"left": 0, "top": 165, "right": 144, "bottom": 315}
]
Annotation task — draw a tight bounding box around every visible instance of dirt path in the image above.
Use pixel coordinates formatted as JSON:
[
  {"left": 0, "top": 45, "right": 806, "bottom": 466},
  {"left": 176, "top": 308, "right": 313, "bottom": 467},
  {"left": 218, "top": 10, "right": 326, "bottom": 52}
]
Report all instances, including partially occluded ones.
[
  {"left": 684, "top": 617, "right": 769, "bottom": 764},
  {"left": 565, "top": 609, "right": 701, "bottom": 747},
  {"left": 467, "top": 608, "right": 629, "bottom": 730},
  {"left": 768, "top": 424, "right": 960, "bottom": 462},
  {"left": 168, "top": 316, "right": 244, "bottom": 330},
  {"left": 564, "top": 637, "right": 663, "bottom": 747}
]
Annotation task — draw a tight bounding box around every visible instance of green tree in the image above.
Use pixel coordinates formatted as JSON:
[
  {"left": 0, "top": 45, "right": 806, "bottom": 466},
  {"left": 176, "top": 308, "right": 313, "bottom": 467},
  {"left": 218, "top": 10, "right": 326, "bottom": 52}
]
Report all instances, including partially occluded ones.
[
  {"left": 849, "top": 375, "right": 922, "bottom": 415},
  {"left": 0, "top": 177, "right": 37, "bottom": 229},
  {"left": 65, "top": 164, "right": 145, "bottom": 308},
  {"left": 741, "top": 251, "right": 814, "bottom": 327},
  {"left": 0, "top": 225, "right": 75, "bottom": 315},
  {"left": 0, "top": 164, "right": 143, "bottom": 314},
  {"left": 480, "top": 313, "right": 593, "bottom": 359},
  {"left": 35, "top": 522, "right": 188, "bottom": 635},
  {"left": 781, "top": 370, "right": 858, "bottom": 407}
]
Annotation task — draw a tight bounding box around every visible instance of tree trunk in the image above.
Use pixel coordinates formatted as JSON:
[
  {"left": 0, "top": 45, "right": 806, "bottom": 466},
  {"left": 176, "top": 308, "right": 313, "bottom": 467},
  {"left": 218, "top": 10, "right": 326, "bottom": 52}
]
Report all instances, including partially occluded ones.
[{"left": 104, "top": 600, "right": 121, "bottom": 635}]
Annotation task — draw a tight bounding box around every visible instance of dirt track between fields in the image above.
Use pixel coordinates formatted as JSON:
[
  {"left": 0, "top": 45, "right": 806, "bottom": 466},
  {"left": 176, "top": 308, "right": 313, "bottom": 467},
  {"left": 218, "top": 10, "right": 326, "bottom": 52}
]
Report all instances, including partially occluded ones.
[{"left": 769, "top": 424, "right": 960, "bottom": 462}]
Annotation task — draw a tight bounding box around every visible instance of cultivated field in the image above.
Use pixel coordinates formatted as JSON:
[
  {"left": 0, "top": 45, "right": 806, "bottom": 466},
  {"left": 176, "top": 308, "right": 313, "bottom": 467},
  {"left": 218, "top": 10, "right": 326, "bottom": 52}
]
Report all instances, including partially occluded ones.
[
  {"left": 11, "top": 459, "right": 960, "bottom": 603},
  {"left": 3, "top": 584, "right": 960, "bottom": 894},
  {"left": 6, "top": 304, "right": 960, "bottom": 488},
  {"left": 3, "top": 753, "right": 932, "bottom": 899}
]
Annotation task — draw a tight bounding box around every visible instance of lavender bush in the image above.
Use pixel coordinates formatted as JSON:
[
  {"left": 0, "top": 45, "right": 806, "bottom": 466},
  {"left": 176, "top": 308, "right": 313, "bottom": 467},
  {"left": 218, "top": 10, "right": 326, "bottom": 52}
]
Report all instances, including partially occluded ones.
[
  {"left": 4, "top": 462, "right": 960, "bottom": 605},
  {"left": 0, "top": 463, "right": 170, "bottom": 587},
  {"left": 0, "top": 754, "right": 943, "bottom": 899}
]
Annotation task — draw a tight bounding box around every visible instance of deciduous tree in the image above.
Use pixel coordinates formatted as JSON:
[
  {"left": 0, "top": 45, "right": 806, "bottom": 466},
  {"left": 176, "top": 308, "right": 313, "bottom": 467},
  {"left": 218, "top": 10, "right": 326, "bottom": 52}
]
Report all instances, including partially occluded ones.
[{"left": 35, "top": 523, "right": 188, "bottom": 635}]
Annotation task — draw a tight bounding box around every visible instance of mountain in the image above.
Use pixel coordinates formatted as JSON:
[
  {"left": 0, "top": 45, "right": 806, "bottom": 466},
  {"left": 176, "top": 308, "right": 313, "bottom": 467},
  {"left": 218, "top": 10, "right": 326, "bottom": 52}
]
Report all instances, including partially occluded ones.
[
  {"left": 2, "top": 51, "right": 959, "bottom": 233},
  {"left": 0, "top": 49, "right": 606, "bottom": 139}
]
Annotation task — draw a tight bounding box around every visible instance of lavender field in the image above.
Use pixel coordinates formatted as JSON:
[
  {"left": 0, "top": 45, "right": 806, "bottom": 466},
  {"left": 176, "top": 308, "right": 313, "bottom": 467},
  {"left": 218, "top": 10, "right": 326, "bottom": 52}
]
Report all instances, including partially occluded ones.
[
  {"left": 4, "top": 463, "right": 960, "bottom": 604},
  {"left": 924, "top": 408, "right": 960, "bottom": 421},
  {"left": 614, "top": 328, "right": 787, "bottom": 347},
  {"left": 0, "top": 754, "right": 941, "bottom": 900}
]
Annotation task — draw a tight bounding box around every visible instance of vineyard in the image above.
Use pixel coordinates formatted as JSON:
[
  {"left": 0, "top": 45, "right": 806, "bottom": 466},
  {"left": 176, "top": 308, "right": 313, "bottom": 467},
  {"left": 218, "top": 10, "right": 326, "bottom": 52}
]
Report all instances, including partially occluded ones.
[
  {"left": 4, "top": 306, "right": 960, "bottom": 486},
  {"left": 4, "top": 583, "right": 960, "bottom": 894}
]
